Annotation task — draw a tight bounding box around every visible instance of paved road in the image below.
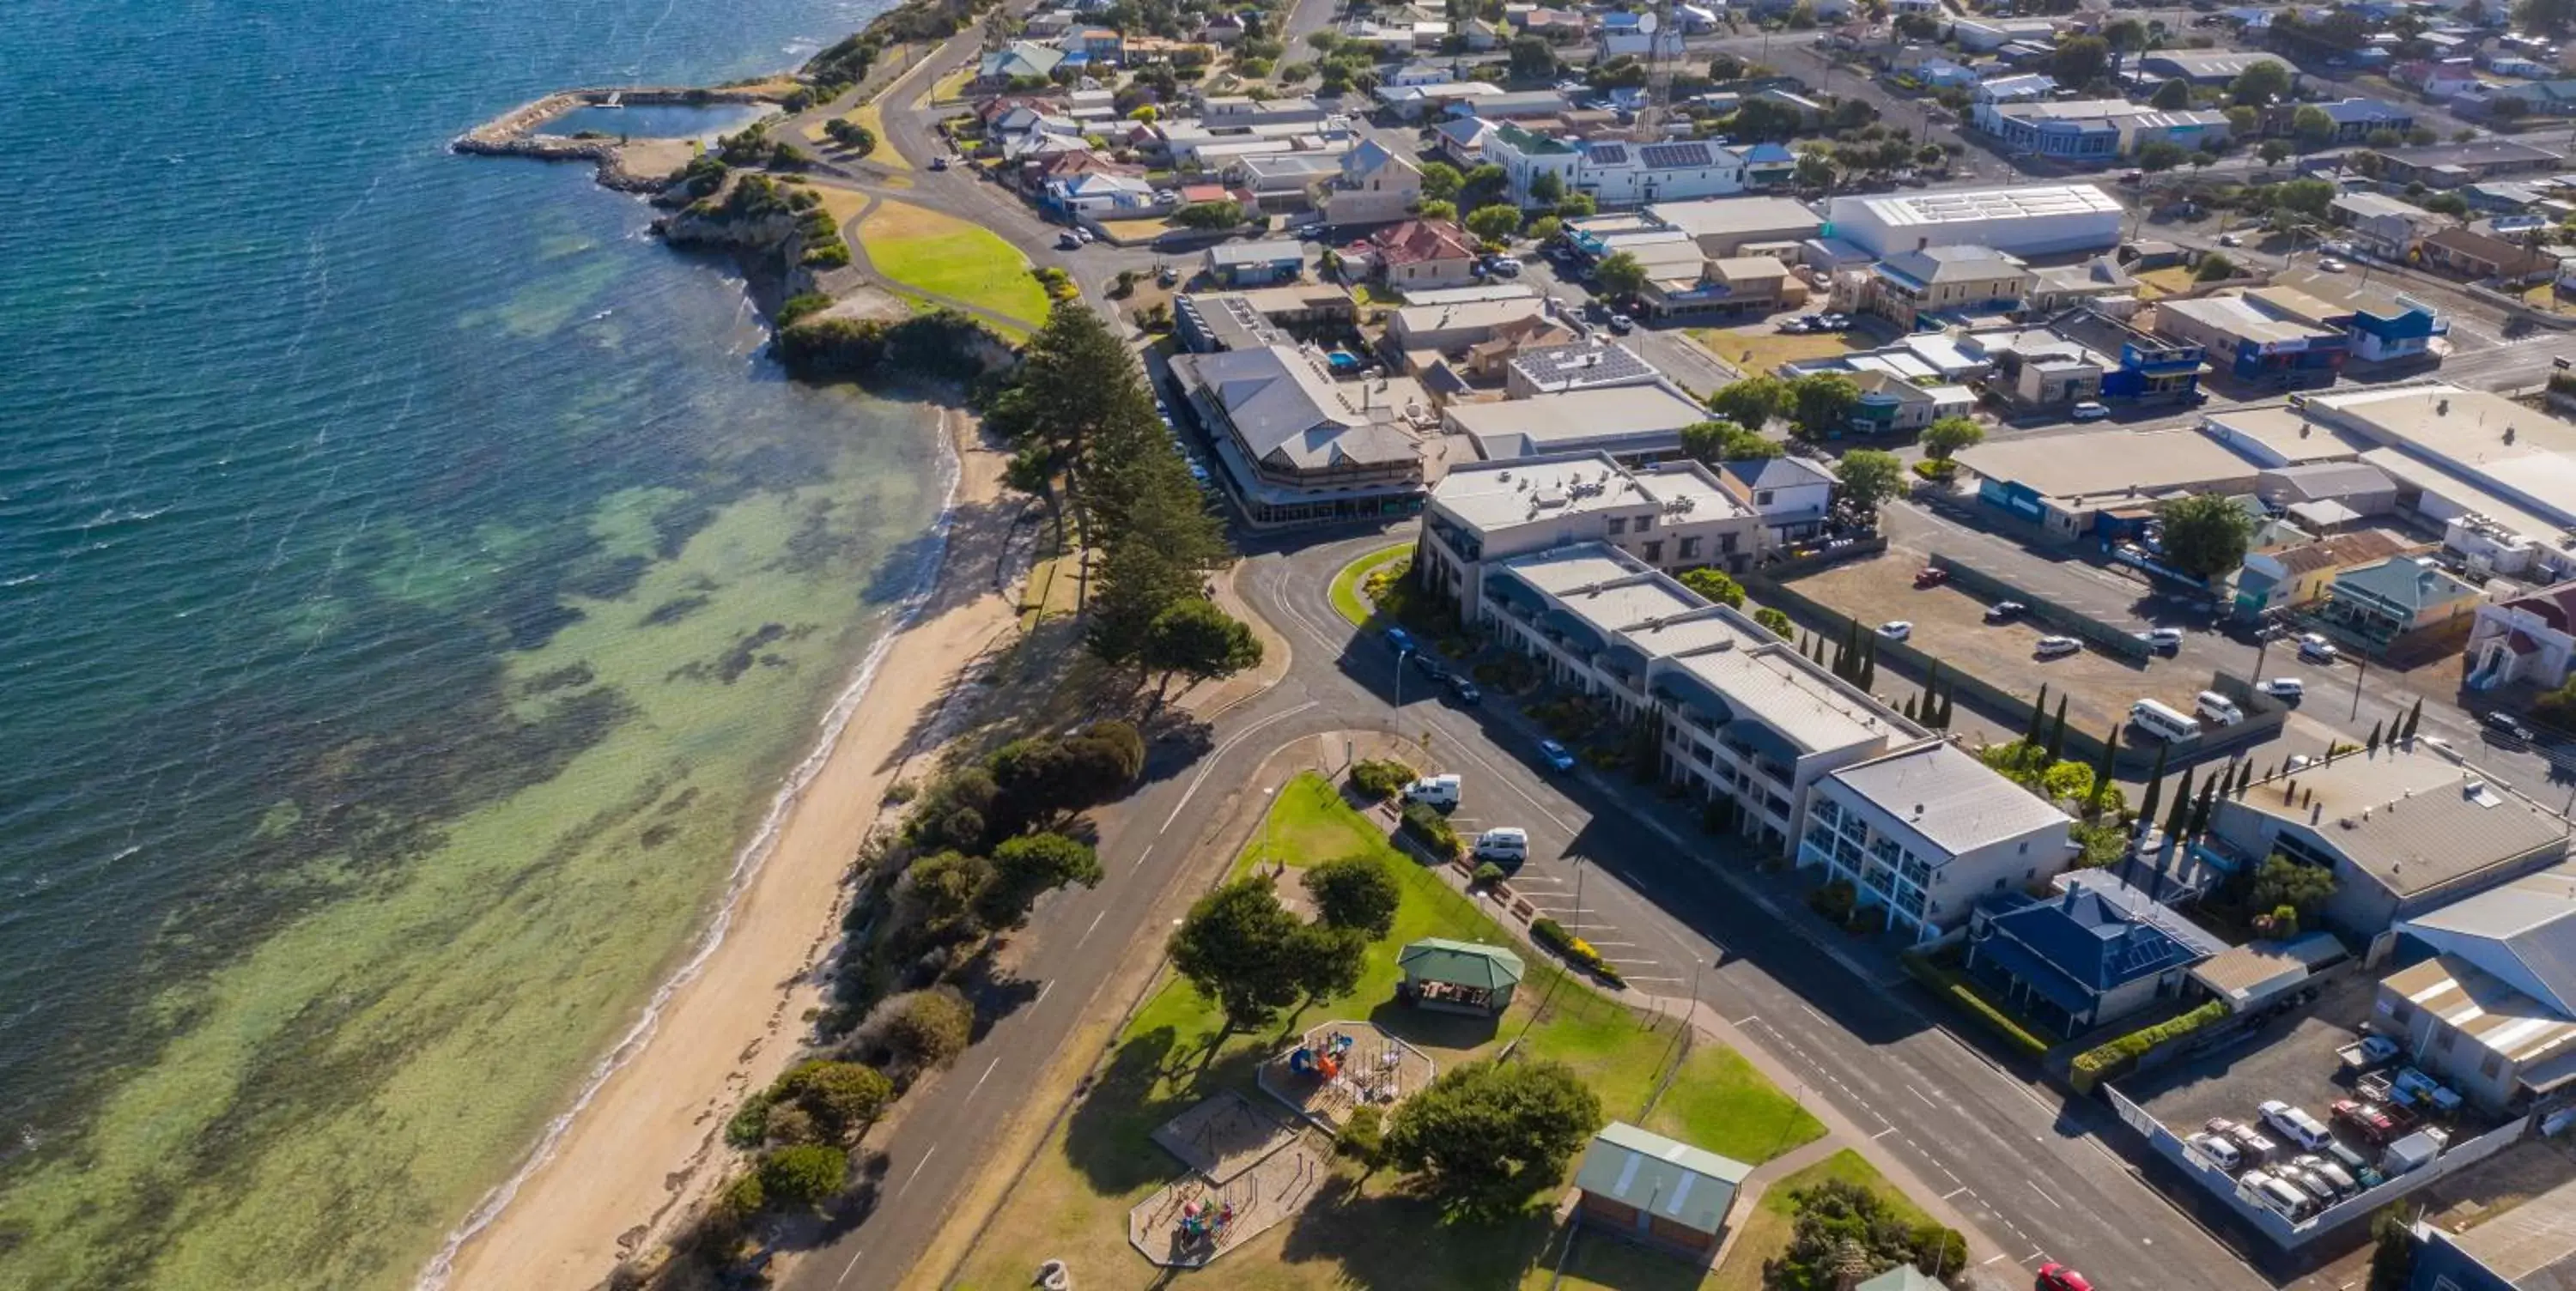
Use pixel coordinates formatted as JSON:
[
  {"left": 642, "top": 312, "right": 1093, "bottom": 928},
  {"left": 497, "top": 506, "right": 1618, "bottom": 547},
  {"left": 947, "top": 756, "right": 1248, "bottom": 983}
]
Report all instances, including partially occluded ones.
[{"left": 1242, "top": 530, "right": 2277, "bottom": 1291}]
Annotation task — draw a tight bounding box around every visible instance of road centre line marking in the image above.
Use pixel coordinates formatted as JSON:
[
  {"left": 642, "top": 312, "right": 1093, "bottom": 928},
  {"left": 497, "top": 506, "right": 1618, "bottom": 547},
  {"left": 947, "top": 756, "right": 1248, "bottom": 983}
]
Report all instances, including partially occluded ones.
[
  {"left": 896, "top": 1146, "right": 939, "bottom": 1202},
  {"left": 1874, "top": 1128, "right": 1899, "bottom": 1141},
  {"left": 1164, "top": 700, "right": 1317, "bottom": 832},
  {"left": 1909, "top": 1086, "right": 1936, "bottom": 1109},
  {"left": 2028, "top": 1184, "right": 2063, "bottom": 1210},
  {"left": 1130, "top": 841, "right": 1157, "bottom": 872},
  {"left": 1075, "top": 909, "right": 1109, "bottom": 949},
  {"left": 835, "top": 1248, "right": 868, "bottom": 1287},
  {"left": 1941, "top": 1186, "right": 1966, "bottom": 1198},
  {"left": 1035, "top": 979, "right": 1054, "bottom": 1005},
  {"left": 968, "top": 1054, "right": 1002, "bottom": 1100}
]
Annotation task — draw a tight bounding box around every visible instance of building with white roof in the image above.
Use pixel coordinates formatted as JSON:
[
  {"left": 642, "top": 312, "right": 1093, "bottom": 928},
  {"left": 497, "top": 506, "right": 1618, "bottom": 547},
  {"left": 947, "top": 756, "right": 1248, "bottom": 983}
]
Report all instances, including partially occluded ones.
[
  {"left": 1418, "top": 453, "right": 1765, "bottom": 609},
  {"left": 1453, "top": 540, "right": 2066, "bottom": 889},
  {"left": 1801, "top": 738, "right": 2078, "bottom": 942},
  {"left": 1504, "top": 342, "right": 1661, "bottom": 398},
  {"left": 2299, "top": 385, "right": 2576, "bottom": 585},
  {"left": 1953, "top": 429, "right": 2263, "bottom": 538},
  {"left": 1975, "top": 100, "right": 2232, "bottom": 161},
  {"left": 1823, "top": 185, "right": 2126, "bottom": 258},
  {"left": 2204, "top": 744, "right": 2569, "bottom": 938},
  {"left": 1642, "top": 196, "right": 1826, "bottom": 256},
  {"left": 1440, "top": 382, "right": 1710, "bottom": 461}
]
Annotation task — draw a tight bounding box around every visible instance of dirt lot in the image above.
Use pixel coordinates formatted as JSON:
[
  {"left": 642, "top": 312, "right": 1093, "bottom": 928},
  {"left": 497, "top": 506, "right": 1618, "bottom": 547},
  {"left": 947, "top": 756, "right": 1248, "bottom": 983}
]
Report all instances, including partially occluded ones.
[{"left": 1787, "top": 549, "right": 2215, "bottom": 746}]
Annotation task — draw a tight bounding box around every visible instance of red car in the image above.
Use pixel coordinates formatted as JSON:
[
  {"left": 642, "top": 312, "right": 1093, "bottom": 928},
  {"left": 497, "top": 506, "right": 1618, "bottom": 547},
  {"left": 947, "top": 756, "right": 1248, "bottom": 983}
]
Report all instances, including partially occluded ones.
[
  {"left": 2037, "top": 1264, "right": 2095, "bottom": 1291},
  {"left": 1915, "top": 567, "right": 1950, "bottom": 588},
  {"left": 2331, "top": 1099, "right": 2397, "bottom": 1144}
]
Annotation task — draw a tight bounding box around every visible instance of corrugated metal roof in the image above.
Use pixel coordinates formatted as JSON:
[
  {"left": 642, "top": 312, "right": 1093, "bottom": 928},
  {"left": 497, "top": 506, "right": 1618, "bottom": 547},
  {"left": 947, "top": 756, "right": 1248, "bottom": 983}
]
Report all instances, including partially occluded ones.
[{"left": 1572, "top": 1121, "right": 1750, "bottom": 1236}]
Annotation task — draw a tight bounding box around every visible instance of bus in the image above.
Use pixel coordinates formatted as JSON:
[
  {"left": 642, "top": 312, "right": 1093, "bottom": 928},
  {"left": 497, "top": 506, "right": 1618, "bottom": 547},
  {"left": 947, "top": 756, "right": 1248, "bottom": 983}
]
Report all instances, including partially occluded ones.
[{"left": 2130, "top": 698, "right": 2202, "bottom": 742}]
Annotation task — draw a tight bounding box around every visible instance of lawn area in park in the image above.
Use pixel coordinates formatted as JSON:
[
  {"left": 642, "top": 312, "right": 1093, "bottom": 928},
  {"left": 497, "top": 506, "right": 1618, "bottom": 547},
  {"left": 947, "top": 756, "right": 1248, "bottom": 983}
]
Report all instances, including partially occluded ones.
[
  {"left": 1526, "top": 1222, "right": 1719, "bottom": 1290},
  {"left": 949, "top": 772, "right": 1796, "bottom": 1291},
  {"left": 1327, "top": 542, "right": 1413, "bottom": 627},
  {"left": 1709, "top": 1149, "right": 1934, "bottom": 1291},
  {"left": 854, "top": 199, "right": 1048, "bottom": 327},
  {"left": 1644, "top": 1043, "right": 1826, "bottom": 1167}
]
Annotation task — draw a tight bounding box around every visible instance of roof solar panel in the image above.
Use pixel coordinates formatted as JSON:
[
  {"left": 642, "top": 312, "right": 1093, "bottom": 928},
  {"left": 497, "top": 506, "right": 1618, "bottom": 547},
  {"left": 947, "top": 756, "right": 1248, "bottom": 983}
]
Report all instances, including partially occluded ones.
[
  {"left": 1585, "top": 142, "right": 1630, "bottom": 165},
  {"left": 1638, "top": 142, "right": 1712, "bottom": 168}
]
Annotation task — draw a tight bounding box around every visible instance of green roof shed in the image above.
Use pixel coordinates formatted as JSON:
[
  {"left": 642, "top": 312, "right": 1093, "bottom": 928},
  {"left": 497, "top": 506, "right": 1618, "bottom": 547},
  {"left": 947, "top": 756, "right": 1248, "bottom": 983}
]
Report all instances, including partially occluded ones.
[{"left": 1396, "top": 937, "right": 1524, "bottom": 1015}]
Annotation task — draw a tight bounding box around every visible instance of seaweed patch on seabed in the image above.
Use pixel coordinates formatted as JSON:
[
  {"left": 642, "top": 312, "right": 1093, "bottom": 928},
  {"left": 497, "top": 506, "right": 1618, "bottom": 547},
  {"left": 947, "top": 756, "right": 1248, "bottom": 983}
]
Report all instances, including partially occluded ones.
[
  {"left": 641, "top": 593, "right": 714, "bottom": 627},
  {"left": 667, "top": 621, "right": 819, "bottom": 684}
]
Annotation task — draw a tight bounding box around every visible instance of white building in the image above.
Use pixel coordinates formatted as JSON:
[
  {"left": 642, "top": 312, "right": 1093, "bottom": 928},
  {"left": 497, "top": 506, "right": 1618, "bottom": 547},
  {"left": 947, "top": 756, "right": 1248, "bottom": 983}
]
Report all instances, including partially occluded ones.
[
  {"left": 1483, "top": 124, "right": 1759, "bottom": 209},
  {"left": 1416, "top": 452, "right": 1766, "bottom": 592},
  {"left": 1799, "top": 740, "right": 2078, "bottom": 942},
  {"left": 2468, "top": 580, "right": 2576, "bottom": 692},
  {"left": 1822, "top": 185, "right": 2126, "bottom": 258}
]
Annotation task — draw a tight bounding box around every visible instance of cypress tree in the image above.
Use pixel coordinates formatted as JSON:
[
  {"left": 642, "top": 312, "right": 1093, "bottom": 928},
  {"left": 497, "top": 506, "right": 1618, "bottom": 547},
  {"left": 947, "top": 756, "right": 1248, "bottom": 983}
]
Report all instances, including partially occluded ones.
[
  {"left": 2402, "top": 696, "right": 2422, "bottom": 743},
  {"left": 2023, "top": 684, "right": 2050, "bottom": 749},
  {"left": 2044, "top": 694, "right": 2069, "bottom": 765},
  {"left": 2187, "top": 773, "right": 2219, "bottom": 839},
  {"left": 2087, "top": 724, "right": 2119, "bottom": 815},
  {"left": 2163, "top": 766, "right": 2196, "bottom": 841},
  {"left": 2136, "top": 742, "right": 2170, "bottom": 833},
  {"left": 1902, "top": 693, "right": 1919, "bottom": 721}
]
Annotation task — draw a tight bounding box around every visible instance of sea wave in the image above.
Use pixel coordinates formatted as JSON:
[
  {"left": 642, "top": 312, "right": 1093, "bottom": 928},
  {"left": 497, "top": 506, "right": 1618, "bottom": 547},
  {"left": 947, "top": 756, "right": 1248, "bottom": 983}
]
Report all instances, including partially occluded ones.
[{"left": 412, "top": 414, "right": 963, "bottom": 1291}]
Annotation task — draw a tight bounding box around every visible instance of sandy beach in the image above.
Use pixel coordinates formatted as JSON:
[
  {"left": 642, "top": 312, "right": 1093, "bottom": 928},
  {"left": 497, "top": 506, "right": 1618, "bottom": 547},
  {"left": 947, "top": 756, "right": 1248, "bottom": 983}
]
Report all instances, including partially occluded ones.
[{"left": 430, "top": 404, "right": 1023, "bottom": 1291}]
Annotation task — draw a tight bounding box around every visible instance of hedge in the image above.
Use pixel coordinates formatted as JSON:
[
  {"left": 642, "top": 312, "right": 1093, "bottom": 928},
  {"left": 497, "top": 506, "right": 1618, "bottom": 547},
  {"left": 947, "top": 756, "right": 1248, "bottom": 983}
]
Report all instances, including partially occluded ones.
[
  {"left": 1349, "top": 758, "right": 1416, "bottom": 802},
  {"left": 1398, "top": 801, "right": 1462, "bottom": 860},
  {"left": 2070, "top": 1000, "right": 2229, "bottom": 1094},
  {"left": 1531, "top": 917, "right": 1625, "bottom": 985},
  {"left": 1901, "top": 951, "right": 2049, "bottom": 1058}
]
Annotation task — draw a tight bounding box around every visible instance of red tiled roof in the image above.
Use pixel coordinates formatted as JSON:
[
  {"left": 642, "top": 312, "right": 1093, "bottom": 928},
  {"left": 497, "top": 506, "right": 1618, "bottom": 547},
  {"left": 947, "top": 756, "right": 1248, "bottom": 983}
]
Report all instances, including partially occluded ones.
[
  {"left": 1365, "top": 219, "right": 1474, "bottom": 265},
  {"left": 1179, "top": 183, "right": 1230, "bottom": 203}
]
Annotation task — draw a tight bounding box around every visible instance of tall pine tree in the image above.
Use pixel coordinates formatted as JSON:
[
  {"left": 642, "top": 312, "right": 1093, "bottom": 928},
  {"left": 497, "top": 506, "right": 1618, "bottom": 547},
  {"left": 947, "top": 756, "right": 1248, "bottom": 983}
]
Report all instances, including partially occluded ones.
[{"left": 2044, "top": 694, "right": 2069, "bottom": 765}]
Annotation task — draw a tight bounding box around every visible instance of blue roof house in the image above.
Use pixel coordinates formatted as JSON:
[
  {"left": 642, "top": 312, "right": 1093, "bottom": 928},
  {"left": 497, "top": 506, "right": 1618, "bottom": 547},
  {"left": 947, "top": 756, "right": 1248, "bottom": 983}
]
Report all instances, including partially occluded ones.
[{"left": 1965, "top": 887, "right": 2210, "bottom": 1037}]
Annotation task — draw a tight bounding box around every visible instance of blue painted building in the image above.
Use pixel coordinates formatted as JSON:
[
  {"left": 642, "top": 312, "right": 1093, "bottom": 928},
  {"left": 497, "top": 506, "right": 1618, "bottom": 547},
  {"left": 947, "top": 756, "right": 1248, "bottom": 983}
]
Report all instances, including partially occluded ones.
[
  {"left": 2349, "top": 296, "right": 2447, "bottom": 363},
  {"left": 1963, "top": 885, "right": 2215, "bottom": 1037},
  {"left": 2052, "top": 307, "right": 2206, "bottom": 404}
]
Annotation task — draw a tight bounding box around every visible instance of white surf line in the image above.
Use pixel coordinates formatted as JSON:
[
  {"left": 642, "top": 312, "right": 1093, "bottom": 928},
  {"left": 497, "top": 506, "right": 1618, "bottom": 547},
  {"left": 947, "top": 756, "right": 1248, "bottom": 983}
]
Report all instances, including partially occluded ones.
[
  {"left": 412, "top": 440, "right": 971, "bottom": 1291},
  {"left": 1163, "top": 700, "right": 1319, "bottom": 832}
]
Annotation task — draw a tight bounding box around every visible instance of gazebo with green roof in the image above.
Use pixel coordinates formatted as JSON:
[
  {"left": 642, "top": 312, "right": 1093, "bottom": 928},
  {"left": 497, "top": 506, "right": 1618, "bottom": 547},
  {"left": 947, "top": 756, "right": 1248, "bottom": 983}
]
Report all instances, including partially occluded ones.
[{"left": 1395, "top": 938, "right": 1524, "bottom": 1015}]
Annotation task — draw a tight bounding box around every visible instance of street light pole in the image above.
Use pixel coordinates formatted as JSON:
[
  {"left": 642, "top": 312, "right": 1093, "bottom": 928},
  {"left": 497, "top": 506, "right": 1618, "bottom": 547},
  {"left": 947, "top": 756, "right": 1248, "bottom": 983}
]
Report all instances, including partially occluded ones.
[
  {"left": 1396, "top": 646, "right": 1411, "bottom": 707},
  {"left": 1572, "top": 852, "right": 1587, "bottom": 938}
]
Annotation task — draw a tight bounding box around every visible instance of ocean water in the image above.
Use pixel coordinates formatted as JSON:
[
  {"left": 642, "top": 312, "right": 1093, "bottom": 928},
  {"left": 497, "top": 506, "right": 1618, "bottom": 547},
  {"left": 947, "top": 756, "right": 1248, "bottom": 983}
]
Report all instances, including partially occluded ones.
[{"left": 0, "top": 0, "right": 927, "bottom": 1288}]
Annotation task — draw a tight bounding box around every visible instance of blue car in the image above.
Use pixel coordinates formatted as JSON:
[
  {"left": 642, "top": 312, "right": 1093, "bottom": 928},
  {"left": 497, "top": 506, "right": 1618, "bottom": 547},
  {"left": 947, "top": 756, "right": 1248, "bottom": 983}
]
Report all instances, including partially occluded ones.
[
  {"left": 1384, "top": 626, "right": 1417, "bottom": 655},
  {"left": 1537, "top": 739, "right": 1575, "bottom": 772}
]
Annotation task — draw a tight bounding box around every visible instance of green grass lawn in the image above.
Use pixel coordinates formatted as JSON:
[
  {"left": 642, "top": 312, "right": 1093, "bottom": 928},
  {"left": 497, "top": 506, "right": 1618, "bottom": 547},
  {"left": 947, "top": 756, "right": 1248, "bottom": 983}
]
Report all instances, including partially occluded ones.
[
  {"left": 856, "top": 199, "right": 1052, "bottom": 327},
  {"left": 1327, "top": 542, "right": 1412, "bottom": 627},
  {"left": 1710, "top": 1150, "right": 1932, "bottom": 1291},
  {"left": 1644, "top": 1044, "right": 1826, "bottom": 1167},
  {"left": 951, "top": 772, "right": 1803, "bottom": 1291},
  {"left": 1525, "top": 1221, "right": 1718, "bottom": 1290}
]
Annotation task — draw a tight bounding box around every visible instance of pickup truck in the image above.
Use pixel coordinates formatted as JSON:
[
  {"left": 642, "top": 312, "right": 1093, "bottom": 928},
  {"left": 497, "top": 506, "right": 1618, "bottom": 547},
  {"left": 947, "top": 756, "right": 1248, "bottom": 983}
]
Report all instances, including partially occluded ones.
[{"left": 2337, "top": 1033, "right": 2400, "bottom": 1071}]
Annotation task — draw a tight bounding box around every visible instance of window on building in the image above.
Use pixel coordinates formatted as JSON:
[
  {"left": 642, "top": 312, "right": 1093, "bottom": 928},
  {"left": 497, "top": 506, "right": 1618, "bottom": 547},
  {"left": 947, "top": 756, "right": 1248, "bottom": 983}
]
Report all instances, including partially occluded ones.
[
  {"left": 1607, "top": 516, "right": 1627, "bottom": 535},
  {"left": 2391, "top": 1002, "right": 2414, "bottom": 1026},
  {"left": 1679, "top": 536, "right": 1701, "bottom": 560},
  {"left": 1637, "top": 514, "right": 1654, "bottom": 530},
  {"left": 1756, "top": 489, "right": 1775, "bottom": 505},
  {"left": 1643, "top": 540, "right": 1663, "bottom": 561},
  {"left": 2435, "top": 1023, "right": 2457, "bottom": 1052},
  {"left": 1721, "top": 532, "right": 1738, "bottom": 553},
  {"left": 2482, "top": 1051, "right": 2505, "bottom": 1079}
]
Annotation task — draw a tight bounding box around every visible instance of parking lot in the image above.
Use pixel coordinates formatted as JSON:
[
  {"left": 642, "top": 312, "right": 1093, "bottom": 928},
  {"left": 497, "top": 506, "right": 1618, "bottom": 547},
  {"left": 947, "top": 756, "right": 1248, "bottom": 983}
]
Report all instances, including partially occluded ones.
[
  {"left": 1787, "top": 546, "right": 2219, "bottom": 749},
  {"left": 2124, "top": 972, "right": 2385, "bottom": 1138}
]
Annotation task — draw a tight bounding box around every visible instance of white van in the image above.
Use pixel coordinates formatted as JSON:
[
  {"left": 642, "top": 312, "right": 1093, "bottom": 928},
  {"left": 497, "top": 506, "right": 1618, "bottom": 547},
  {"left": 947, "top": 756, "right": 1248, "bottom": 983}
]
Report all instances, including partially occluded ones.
[
  {"left": 1402, "top": 773, "right": 1462, "bottom": 809},
  {"left": 1472, "top": 827, "right": 1528, "bottom": 863},
  {"left": 2130, "top": 698, "right": 2202, "bottom": 742},
  {"left": 2196, "top": 690, "right": 2245, "bottom": 727},
  {"left": 2239, "top": 1170, "right": 2317, "bottom": 1221}
]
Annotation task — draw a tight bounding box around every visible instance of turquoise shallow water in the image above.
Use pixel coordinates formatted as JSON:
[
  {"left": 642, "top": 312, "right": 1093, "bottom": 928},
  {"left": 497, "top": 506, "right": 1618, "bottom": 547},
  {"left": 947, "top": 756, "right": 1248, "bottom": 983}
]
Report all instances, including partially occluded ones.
[{"left": 0, "top": 0, "right": 925, "bottom": 1286}]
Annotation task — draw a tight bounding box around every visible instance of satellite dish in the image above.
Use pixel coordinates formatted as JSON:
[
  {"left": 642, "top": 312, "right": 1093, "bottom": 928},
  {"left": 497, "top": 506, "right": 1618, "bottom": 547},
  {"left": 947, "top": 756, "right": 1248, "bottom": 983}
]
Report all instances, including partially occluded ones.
[{"left": 1637, "top": 10, "right": 1659, "bottom": 33}]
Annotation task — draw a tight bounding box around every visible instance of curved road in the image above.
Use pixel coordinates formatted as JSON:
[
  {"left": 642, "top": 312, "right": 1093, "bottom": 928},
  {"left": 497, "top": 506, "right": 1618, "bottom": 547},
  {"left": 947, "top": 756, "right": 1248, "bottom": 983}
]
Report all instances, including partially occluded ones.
[{"left": 781, "top": 523, "right": 2281, "bottom": 1291}]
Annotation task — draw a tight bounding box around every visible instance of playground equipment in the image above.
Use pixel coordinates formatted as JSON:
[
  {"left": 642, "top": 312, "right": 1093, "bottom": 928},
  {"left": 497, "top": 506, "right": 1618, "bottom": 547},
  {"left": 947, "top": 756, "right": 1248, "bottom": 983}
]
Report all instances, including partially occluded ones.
[
  {"left": 1176, "top": 1197, "right": 1236, "bottom": 1246},
  {"left": 1286, "top": 1032, "right": 1356, "bottom": 1081}
]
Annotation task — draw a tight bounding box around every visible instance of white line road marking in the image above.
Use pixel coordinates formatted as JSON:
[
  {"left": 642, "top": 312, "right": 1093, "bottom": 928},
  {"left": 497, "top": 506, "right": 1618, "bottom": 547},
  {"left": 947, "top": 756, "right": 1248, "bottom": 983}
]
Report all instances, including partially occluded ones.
[
  {"left": 1130, "top": 840, "right": 1157, "bottom": 872},
  {"left": 2028, "top": 1184, "right": 2063, "bottom": 1210},
  {"left": 1036, "top": 979, "right": 1054, "bottom": 1006},
  {"left": 1164, "top": 700, "right": 1319, "bottom": 832},
  {"left": 896, "top": 1146, "right": 939, "bottom": 1202},
  {"left": 835, "top": 1248, "right": 868, "bottom": 1287},
  {"left": 1981, "top": 1254, "right": 2008, "bottom": 1266},
  {"left": 968, "top": 1054, "right": 1002, "bottom": 1100},
  {"left": 1909, "top": 1086, "right": 1937, "bottom": 1109},
  {"left": 1733, "top": 1015, "right": 1759, "bottom": 1027},
  {"left": 1625, "top": 975, "right": 1684, "bottom": 983},
  {"left": 1075, "top": 909, "right": 1109, "bottom": 949},
  {"left": 1874, "top": 1128, "right": 1899, "bottom": 1141},
  {"left": 1799, "top": 1003, "right": 1826, "bottom": 1022},
  {"left": 1941, "top": 1186, "right": 1966, "bottom": 1198}
]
